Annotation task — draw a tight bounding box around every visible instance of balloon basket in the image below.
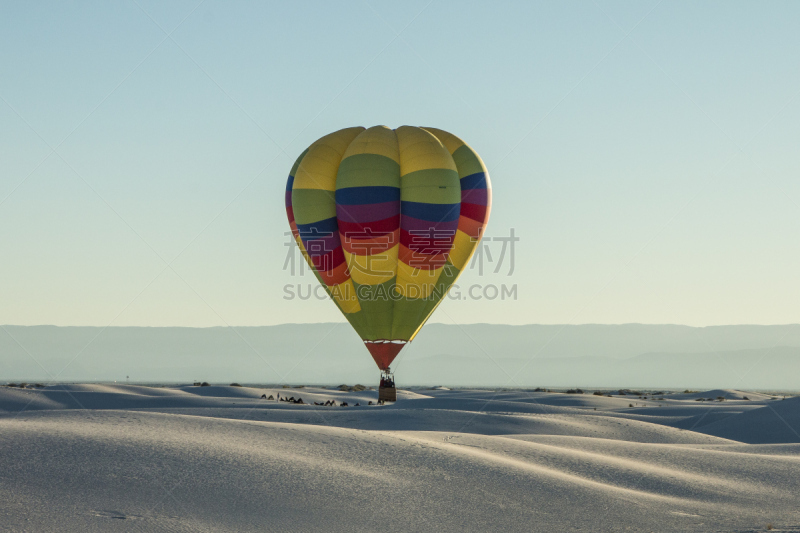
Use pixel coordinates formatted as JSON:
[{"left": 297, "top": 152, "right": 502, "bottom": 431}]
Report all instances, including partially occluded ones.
[
  {"left": 378, "top": 385, "right": 396, "bottom": 403},
  {"left": 378, "top": 369, "right": 397, "bottom": 403}
]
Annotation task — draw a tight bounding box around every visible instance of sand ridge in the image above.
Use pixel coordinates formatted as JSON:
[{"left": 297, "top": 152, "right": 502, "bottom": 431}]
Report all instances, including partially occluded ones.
[{"left": 1, "top": 385, "right": 798, "bottom": 532}]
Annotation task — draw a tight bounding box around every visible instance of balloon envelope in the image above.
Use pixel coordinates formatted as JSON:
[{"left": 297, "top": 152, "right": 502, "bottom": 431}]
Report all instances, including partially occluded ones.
[{"left": 285, "top": 126, "right": 491, "bottom": 369}]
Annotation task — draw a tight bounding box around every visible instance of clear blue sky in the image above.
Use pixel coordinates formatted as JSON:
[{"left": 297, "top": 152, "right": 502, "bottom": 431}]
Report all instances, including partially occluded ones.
[{"left": 1, "top": 0, "right": 799, "bottom": 328}]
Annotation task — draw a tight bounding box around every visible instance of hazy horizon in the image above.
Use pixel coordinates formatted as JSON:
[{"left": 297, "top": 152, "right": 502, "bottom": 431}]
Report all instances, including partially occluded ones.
[
  {"left": 7, "top": 320, "right": 800, "bottom": 328},
  {"left": 4, "top": 323, "right": 800, "bottom": 389}
]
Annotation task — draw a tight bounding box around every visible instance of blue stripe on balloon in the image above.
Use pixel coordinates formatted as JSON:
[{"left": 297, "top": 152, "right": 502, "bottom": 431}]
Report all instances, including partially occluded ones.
[
  {"left": 286, "top": 174, "right": 294, "bottom": 191},
  {"left": 460, "top": 172, "right": 487, "bottom": 190},
  {"left": 336, "top": 186, "right": 400, "bottom": 205},
  {"left": 401, "top": 201, "right": 460, "bottom": 222},
  {"left": 296, "top": 216, "right": 338, "bottom": 238}
]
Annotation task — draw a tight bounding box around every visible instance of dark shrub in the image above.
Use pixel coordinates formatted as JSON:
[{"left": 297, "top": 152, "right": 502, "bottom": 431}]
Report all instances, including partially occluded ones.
[
  {"left": 200, "top": 382, "right": 210, "bottom": 387},
  {"left": 230, "top": 383, "right": 242, "bottom": 387}
]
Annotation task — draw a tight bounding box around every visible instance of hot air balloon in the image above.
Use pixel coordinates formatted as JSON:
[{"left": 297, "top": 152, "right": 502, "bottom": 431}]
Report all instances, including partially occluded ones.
[{"left": 285, "top": 126, "right": 491, "bottom": 401}]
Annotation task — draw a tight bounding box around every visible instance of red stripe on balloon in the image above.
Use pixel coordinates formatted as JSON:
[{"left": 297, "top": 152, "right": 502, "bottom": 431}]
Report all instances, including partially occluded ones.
[
  {"left": 399, "top": 229, "right": 456, "bottom": 255},
  {"left": 337, "top": 215, "right": 399, "bottom": 238},
  {"left": 341, "top": 229, "right": 399, "bottom": 256},
  {"left": 309, "top": 247, "right": 346, "bottom": 272},
  {"left": 460, "top": 202, "right": 488, "bottom": 223}
]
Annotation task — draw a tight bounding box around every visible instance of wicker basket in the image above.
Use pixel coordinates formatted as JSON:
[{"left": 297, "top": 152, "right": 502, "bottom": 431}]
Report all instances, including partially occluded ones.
[{"left": 378, "top": 385, "right": 397, "bottom": 403}]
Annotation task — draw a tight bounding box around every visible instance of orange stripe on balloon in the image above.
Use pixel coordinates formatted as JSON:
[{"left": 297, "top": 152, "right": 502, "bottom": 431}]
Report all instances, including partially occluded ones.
[
  {"left": 319, "top": 261, "right": 350, "bottom": 286},
  {"left": 457, "top": 215, "right": 486, "bottom": 240}
]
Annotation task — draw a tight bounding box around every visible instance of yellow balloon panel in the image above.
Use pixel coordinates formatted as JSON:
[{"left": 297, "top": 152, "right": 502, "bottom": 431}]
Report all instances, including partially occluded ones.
[
  {"left": 396, "top": 261, "right": 444, "bottom": 299},
  {"left": 344, "top": 247, "right": 398, "bottom": 286},
  {"left": 330, "top": 278, "right": 361, "bottom": 314},
  {"left": 342, "top": 126, "right": 400, "bottom": 164},
  {"left": 395, "top": 126, "right": 457, "bottom": 176},
  {"left": 294, "top": 127, "right": 364, "bottom": 191}
]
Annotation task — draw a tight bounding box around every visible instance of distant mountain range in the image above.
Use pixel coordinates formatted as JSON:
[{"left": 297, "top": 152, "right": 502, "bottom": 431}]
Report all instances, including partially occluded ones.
[{"left": 2, "top": 323, "right": 799, "bottom": 389}]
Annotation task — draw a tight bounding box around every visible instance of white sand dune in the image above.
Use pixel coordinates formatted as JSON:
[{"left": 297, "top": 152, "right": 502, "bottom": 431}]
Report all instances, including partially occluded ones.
[
  {"left": 1, "top": 385, "right": 799, "bottom": 532},
  {"left": 663, "top": 389, "right": 775, "bottom": 401},
  {"left": 695, "top": 395, "right": 800, "bottom": 444}
]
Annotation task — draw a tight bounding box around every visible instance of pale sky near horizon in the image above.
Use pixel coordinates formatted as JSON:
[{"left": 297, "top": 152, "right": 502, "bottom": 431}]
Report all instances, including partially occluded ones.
[{"left": 1, "top": 1, "right": 799, "bottom": 328}]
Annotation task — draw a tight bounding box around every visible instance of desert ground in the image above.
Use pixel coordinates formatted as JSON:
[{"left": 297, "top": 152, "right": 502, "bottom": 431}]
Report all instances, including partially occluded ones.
[{"left": 1, "top": 384, "right": 799, "bottom": 532}]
